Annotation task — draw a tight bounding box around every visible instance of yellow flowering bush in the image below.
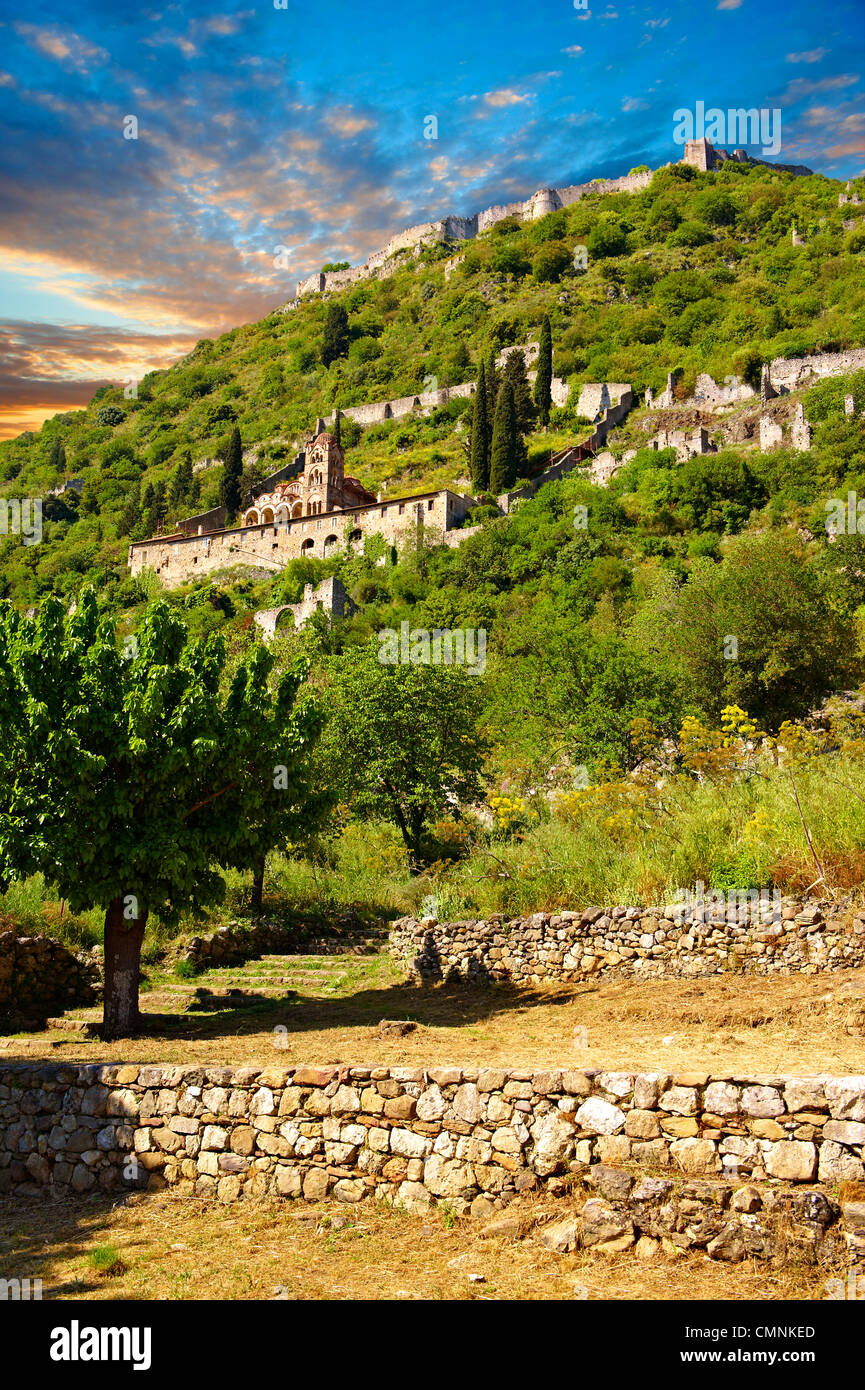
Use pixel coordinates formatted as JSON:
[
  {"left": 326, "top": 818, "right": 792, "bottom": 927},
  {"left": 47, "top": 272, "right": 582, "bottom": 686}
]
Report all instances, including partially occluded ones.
[{"left": 488, "top": 792, "right": 536, "bottom": 838}]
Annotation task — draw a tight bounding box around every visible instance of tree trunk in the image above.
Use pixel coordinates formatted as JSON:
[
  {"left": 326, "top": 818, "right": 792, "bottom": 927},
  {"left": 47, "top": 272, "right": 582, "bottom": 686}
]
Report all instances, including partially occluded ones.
[
  {"left": 102, "top": 897, "right": 148, "bottom": 1040},
  {"left": 251, "top": 856, "right": 265, "bottom": 913}
]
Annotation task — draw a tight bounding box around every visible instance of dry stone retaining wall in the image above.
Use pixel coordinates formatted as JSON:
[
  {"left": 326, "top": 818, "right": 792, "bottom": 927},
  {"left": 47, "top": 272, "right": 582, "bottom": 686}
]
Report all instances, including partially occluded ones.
[
  {"left": 390, "top": 899, "right": 865, "bottom": 986},
  {"left": 0, "top": 932, "right": 98, "bottom": 1025},
  {"left": 174, "top": 916, "right": 384, "bottom": 971},
  {"left": 1, "top": 1062, "right": 863, "bottom": 1272}
]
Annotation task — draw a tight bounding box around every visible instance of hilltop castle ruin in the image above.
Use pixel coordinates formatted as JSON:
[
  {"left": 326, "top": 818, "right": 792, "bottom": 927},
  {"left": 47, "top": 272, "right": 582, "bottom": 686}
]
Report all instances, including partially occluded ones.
[{"left": 285, "top": 143, "right": 812, "bottom": 307}]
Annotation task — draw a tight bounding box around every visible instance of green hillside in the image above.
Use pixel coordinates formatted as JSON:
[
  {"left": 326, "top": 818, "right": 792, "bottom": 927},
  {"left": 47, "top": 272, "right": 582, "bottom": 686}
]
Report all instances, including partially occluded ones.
[
  {"left": 1, "top": 158, "right": 864, "bottom": 609},
  {"left": 2, "top": 159, "right": 865, "bottom": 937}
]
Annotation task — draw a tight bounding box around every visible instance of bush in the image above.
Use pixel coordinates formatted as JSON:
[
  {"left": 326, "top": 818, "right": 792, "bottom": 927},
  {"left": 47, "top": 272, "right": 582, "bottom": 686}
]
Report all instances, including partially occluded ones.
[
  {"left": 692, "top": 189, "right": 738, "bottom": 227},
  {"left": 492, "top": 244, "right": 530, "bottom": 278},
  {"left": 668, "top": 221, "right": 714, "bottom": 248},
  {"left": 587, "top": 221, "right": 628, "bottom": 259},
  {"left": 532, "top": 242, "right": 572, "bottom": 283}
]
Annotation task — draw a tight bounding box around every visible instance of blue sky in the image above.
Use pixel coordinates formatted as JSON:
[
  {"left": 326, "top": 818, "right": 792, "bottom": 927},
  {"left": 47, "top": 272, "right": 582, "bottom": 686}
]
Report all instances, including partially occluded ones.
[{"left": 0, "top": 0, "right": 863, "bottom": 436}]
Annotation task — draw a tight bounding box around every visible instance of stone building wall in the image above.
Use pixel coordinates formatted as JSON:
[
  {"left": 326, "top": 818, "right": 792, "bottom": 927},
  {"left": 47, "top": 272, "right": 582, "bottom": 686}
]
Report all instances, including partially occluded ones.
[
  {"left": 128, "top": 489, "right": 473, "bottom": 589},
  {"left": 389, "top": 899, "right": 865, "bottom": 986},
  {"left": 2, "top": 1063, "right": 863, "bottom": 1242}
]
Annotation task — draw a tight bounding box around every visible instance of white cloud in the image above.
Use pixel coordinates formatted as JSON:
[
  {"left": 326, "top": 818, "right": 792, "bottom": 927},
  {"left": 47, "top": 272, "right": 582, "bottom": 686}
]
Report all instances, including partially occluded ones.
[
  {"left": 782, "top": 72, "right": 860, "bottom": 102},
  {"left": 786, "top": 48, "right": 828, "bottom": 64}
]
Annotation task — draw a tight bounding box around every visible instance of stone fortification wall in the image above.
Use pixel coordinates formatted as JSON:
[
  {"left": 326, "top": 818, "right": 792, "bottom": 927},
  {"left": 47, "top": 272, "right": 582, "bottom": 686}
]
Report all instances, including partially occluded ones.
[{"left": 292, "top": 170, "right": 653, "bottom": 301}]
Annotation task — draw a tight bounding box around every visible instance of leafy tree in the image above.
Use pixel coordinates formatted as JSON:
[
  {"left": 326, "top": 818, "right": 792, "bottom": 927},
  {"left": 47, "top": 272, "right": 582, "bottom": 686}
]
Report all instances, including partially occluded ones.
[
  {"left": 489, "top": 379, "right": 518, "bottom": 494},
  {"left": 469, "top": 357, "right": 490, "bottom": 492},
  {"left": 220, "top": 426, "right": 243, "bottom": 520},
  {"left": 492, "top": 243, "right": 530, "bottom": 279},
  {"left": 322, "top": 644, "right": 485, "bottom": 865},
  {"left": 0, "top": 592, "right": 322, "bottom": 1037},
  {"left": 692, "top": 189, "right": 738, "bottom": 227},
  {"left": 630, "top": 532, "right": 861, "bottom": 727},
  {"left": 322, "top": 303, "right": 350, "bottom": 366},
  {"left": 483, "top": 603, "right": 683, "bottom": 774},
  {"left": 534, "top": 315, "right": 553, "bottom": 428}
]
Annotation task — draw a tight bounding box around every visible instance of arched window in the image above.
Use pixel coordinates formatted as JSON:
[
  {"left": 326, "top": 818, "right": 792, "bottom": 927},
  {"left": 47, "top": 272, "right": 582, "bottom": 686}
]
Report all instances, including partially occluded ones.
[
  {"left": 301, "top": 538, "right": 314, "bottom": 552},
  {"left": 261, "top": 507, "right": 275, "bottom": 524},
  {"left": 323, "top": 534, "right": 339, "bottom": 551}
]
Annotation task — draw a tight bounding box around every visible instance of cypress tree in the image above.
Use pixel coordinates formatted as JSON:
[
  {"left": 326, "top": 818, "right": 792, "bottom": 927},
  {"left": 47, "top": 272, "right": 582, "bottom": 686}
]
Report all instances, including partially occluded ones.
[
  {"left": 153, "top": 479, "right": 167, "bottom": 528},
  {"left": 534, "top": 315, "right": 553, "bottom": 428},
  {"left": 47, "top": 438, "right": 67, "bottom": 474},
  {"left": 333, "top": 410, "right": 342, "bottom": 446},
  {"left": 167, "top": 464, "right": 185, "bottom": 515},
  {"left": 321, "top": 303, "right": 349, "bottom": 366},
  {"left": 177, "top": 450, "right": 194, "bottom": 504},
  {"left": 220, "top": 426, "right": 243, "bottom": 519},
  {"left": 503, "top": 348, "right": 535, "bottom": 437},
  {"left": 469, "top": 358, "right": 489, "bottom": 493},
  {"left": 489, "top": 379, "right": 518, "bottom": 494},
  {"left": 484, "top": 348, "right": 498, "bottom": 449},
  {"left": 118, "top": 479, "right": 141, "bottom": 538}
]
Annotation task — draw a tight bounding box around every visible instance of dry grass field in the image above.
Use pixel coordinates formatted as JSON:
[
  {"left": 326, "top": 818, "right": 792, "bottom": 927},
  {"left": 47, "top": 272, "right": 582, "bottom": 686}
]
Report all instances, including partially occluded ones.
[
  {"left": 3, "top": 952, "right": 863, "bottom": 1073},
  {"left": 0, "top": 1190, "right": 832, "bottom": 1302}
]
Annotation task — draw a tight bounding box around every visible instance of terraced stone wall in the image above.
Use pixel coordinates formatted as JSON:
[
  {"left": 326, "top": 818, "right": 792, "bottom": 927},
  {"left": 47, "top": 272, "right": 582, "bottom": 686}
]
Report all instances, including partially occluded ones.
[
  {"left": 390, "top": 899, "right": 865, "bottom": 986},
  {"left": 2, "top": 1064, "right": 862, "bottom": 1224}
]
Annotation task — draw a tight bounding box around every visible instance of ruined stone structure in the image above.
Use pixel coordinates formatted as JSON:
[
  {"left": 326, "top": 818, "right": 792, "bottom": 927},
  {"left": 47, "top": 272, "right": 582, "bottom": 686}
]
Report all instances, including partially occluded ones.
[
  {"left": 327, "top": 381, "right": 475, "bottom": 429},
  {"left": 681, "top": 138, "right": 812, "bottom": 178},
  {"left": 769, "top": 348, "right": 865, "bottom": 393},
  {"left": 759, "top": 414, "right": 785, "bottom": 451},
  {"left": 253, "top": 577, "right": 354, "bottom": 639},
  {"left": 648, "top": 351, "right": 865, "bottom": 414}
]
